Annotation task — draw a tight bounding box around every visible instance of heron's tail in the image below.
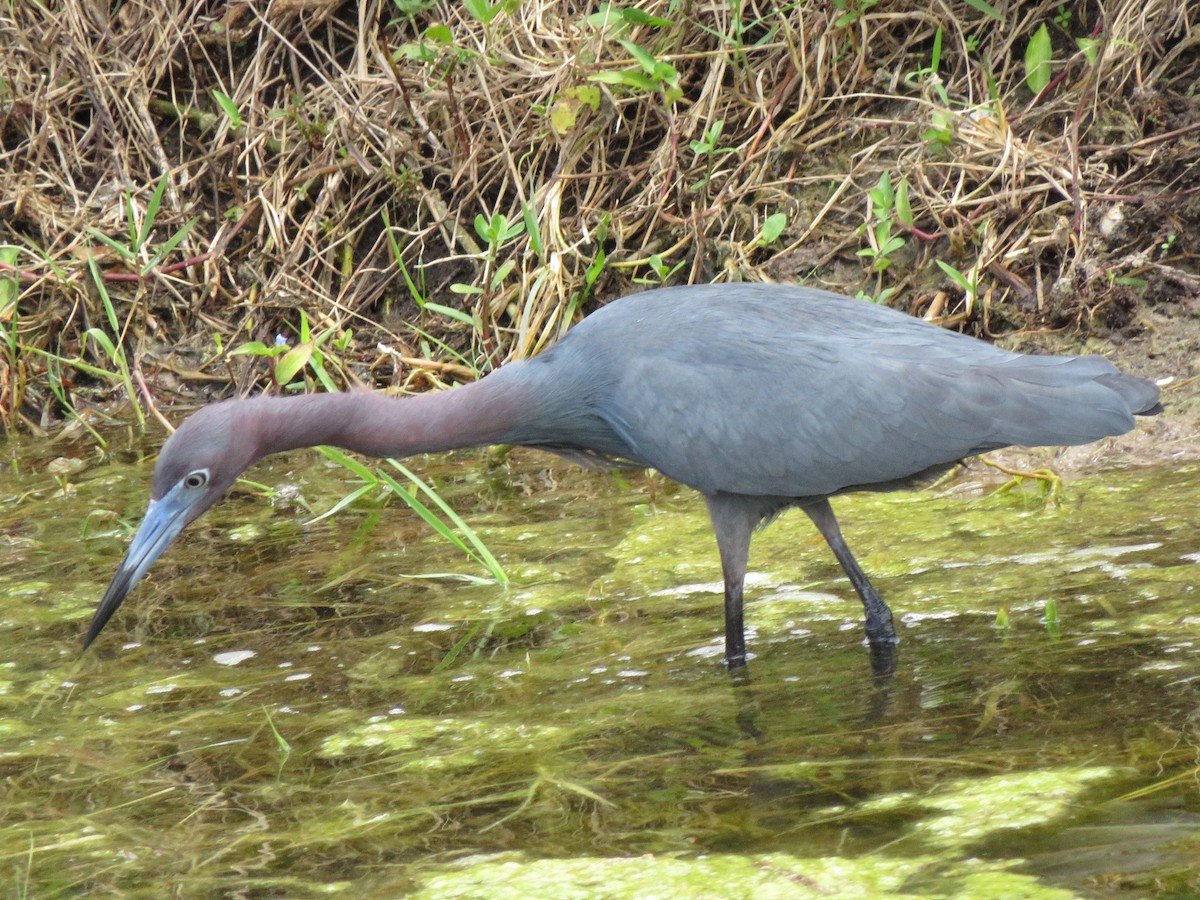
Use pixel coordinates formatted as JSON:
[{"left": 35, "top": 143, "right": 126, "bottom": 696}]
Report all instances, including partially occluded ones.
[{"left": 1096, "top": 372, "right": 1163, "bottom": 417}]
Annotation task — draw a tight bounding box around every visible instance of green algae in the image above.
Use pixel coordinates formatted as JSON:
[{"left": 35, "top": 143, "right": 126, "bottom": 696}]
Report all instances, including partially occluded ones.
[{"left": 2, "top": 440, "right": 1199, "bottom": 896}]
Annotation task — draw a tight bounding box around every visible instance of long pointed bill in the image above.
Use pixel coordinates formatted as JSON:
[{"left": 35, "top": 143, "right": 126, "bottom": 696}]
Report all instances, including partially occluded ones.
[{"left": 85, "top": 491, "right": 196, "bottom": 648}]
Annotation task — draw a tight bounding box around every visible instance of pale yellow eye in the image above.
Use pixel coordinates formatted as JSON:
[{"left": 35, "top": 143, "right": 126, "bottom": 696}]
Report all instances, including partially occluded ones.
[{"left": 183, "top": 470, "right": 208, "bottom": 489}]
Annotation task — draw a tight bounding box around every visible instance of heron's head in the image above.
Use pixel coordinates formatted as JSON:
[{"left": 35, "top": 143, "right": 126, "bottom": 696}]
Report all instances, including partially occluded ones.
[{"left": 85, "top": 401, "right": 262, "bottom": 648}]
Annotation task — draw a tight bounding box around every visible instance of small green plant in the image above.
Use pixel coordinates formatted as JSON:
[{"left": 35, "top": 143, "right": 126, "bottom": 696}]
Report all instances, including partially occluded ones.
[
  {"left": 855, "top": 285, "right": 900, "bottom": 306},
  {"left": 904, "top": 28, "right": 951, "bottom": 104},
  {"left": 590, "top": 40, "right": 682, "bottom": 105},
  {"left": 632, "top": 253, "right": 686, "bottom": 286},
  {"left": 211, "top": 89, "right": 243, "bottom": 128},
  {"left": 390, "top": 0, "right": 438, "bottom": 18},
  {"left": 568, "top": 213, "right": 611, "bottom": 319},
  {"left": 227, "top": 310, "right": 351, "bottom": 391},
  {"left": 857, "top": 173, "right": 910, "bottom": 274},
  {"left": 830, "top": 0, "right": 880, "bottom": 28},
  {"left": 585, "top": 2, "right": 673, "bottom": 32},
  {"left": 923, "top": 108, "right": 956, "bottom": 148},
  {"left": 451, "top": 211, "right": 526, "bottom": 300},
  {"left": 462, "top": 0, "right": 511, "bottom": 25},
  {"left": 312, "top": 446, "right": 507, "bottom": 585},
  {"left": 81, "top": 258, "right": 143, "bottom": 426},
  {"left": 85, "top": 174, "right": 198, "bottom": 277},
  {"left": 382, "top": 210, "right": 479, "bottom": 334},
  {"left": 935, "top": 259, "right": 980, "bottom": 308},
  {"left": 689, "top": 119, "right": 737, "bottom": 196},
  {"left": 753, "top": 211, "right": 788, "bottom": 249},
  {"left": 0, "top": 245, "right": 19, "bottom": 362},
  {"left": 394, "top": 23, "right": 478, "bottom": 69},
  {"left": 24, "top": 258, "right": 141, "bottom": 435},
  {"left": 1159, "top": 232, "right": 1177, "bottom": 257}
]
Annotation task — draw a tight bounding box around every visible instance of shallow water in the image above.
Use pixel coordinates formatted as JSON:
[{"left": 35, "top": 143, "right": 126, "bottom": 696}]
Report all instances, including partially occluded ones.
[{"left": 2, "top": 433, "right": 1198, "bottom": 897}]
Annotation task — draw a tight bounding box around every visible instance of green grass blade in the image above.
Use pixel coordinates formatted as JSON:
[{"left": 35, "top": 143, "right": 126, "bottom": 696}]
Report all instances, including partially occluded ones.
[
  {"left": 85, "top": 229, "right": 137, "bottom": 261},
  {"left": 316, "top": 445, "right": 379, "bottom": 482},
  {"left": 140, "top": 217, "right": 198, "bottom": 275},
  {"left": 305, "top": 483, "right": 376, "bottom": 524},
  {"left": 423, "top": 302, "right": 477, "bottom": 327},
  {"left": 86, "top": 257, "right": 122, "bottom": 336},
  {"left": 139, "top": 174, "right": 169, "bottom": 249},
  {"left": 376, "top": 469, "right": 477, "bottom": 560},
  {"left": 384, "top": 459, "right": 507, "bottom": 584}
]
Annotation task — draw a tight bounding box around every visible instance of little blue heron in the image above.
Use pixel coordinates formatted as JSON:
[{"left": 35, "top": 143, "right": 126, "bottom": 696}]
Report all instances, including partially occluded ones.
[{"left": 86, "top": 284, "right": 1161, "bottom": 668}]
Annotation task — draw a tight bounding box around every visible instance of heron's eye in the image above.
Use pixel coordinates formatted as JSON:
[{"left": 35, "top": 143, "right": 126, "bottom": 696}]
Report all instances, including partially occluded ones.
[{"left": 183, "top": 470, "right": 209, "bottom": 490}]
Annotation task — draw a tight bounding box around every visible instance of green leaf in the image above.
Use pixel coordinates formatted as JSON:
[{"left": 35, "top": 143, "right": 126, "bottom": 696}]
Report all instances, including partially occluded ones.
[
  {"left": 499, "top": 217, "right": 525, "bottom": 242},
  {"left": 0, "top": 246, "right": 20, "bottom": 321},
  {"left": 274, "top": 342, "right": 314, "bottom": 385},
  {"left": 1076, "top": 37, "right": 1099, "bottom": 66},
  {"left": 962, "top": 0, "right": 1003, "bottom": 20},
  {"left": 617, "top": 40, "right": 659, "bottom": 76},
  {"left": 227, "top": 340, "right": 283, "bottom": 358},
  {"left": 895, "top": 179, "right": 913, "bottom": 226},
  {"left": 140, "top": 216, "right": 198, "bottom": 275},
  {"left": 384, "top": 459, "right": 507, "bottom": 583},
  {"left": 490, "top": 259, "right": 516, "bottom": 289},
  {"left": 585, "top": 247, "right": 606, "bottom": 288},
  {"left": 621, "top": 7, "right": 672, "bottom": 27},
  {"left": 522, "top": 201, "right": 543, "bottom": 260},
  {"left": 936, "top": 259, "right": 974, "bottom": 293},
  {"left": 426, "top": 300, "right": 477, "bottom": 325},
  {"left": 462, "top": 0, "right": 498, "bottom": 24},
  {"left": 316, "top": 445, "right": 379, "bottom": 483},
  {"left": 758, "top": 212, "right": 787, "bottom": 246},
  {"left": 1025, "top": 24, "right": 1053, "bottom": 94},
  {"left": 140, "top": 174, "right": 169, "bottom": 248},
  {"left": 589, "top": 70, "right": 658, "bottom": 92},
  {"left": 85, "top": 228, "right": 137, "bottom": 261},
  {"left": 395, "top": 41, "right": 438, "bottom": 63},
  {"left": 211, "top": 90, "right": 242, "bottom": 127},
  {"left": 83, "top": 326, "right": 118, "bottom": 362}
]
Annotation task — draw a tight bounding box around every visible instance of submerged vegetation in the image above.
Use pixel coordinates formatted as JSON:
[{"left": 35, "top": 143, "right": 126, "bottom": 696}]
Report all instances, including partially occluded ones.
[
  {"left": 2, "top": 452, "right": 1199, "bottom": 894},
  {"left": 0, "top": 0, "right": 1194, "bottom": 435}
]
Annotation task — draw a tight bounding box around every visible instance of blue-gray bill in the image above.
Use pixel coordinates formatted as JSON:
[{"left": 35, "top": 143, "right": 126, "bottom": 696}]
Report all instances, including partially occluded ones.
[{"left": 84, "top": 493, "right": 194, "bottom": 648}]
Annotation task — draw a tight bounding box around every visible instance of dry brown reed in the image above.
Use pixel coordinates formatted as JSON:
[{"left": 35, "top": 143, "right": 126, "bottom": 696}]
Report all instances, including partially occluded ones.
[{"left": 1, "top": 0, "right": 1196, "bottom": 434}]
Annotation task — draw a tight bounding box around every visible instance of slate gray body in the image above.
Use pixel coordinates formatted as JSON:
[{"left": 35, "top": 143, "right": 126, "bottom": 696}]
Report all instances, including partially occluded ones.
[{"left": 501, "top": 284, "right": 1156, "bottom": 497}]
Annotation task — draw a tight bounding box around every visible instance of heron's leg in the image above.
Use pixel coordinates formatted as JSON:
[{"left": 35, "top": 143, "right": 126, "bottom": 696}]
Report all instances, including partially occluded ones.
[
  {"left": 705, "top": 494, "right": 758, "bottom": 669},
  {"left": 800, "top": 498, "right": 898, "bottom": 647}
]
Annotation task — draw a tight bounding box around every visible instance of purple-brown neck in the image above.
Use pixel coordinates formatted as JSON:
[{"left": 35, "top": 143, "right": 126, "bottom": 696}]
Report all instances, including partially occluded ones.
[
  {"left": 247, "top": 375, "right": 530, "bottom": 461},
  {"left": 152, "top": 370, "right": 539, "bottom": 502}
]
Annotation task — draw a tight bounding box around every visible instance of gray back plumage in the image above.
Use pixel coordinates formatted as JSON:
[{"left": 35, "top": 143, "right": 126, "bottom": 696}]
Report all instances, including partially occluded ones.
[{"left": 501, "top": 284, "right": 1159, "bottom": 499}]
